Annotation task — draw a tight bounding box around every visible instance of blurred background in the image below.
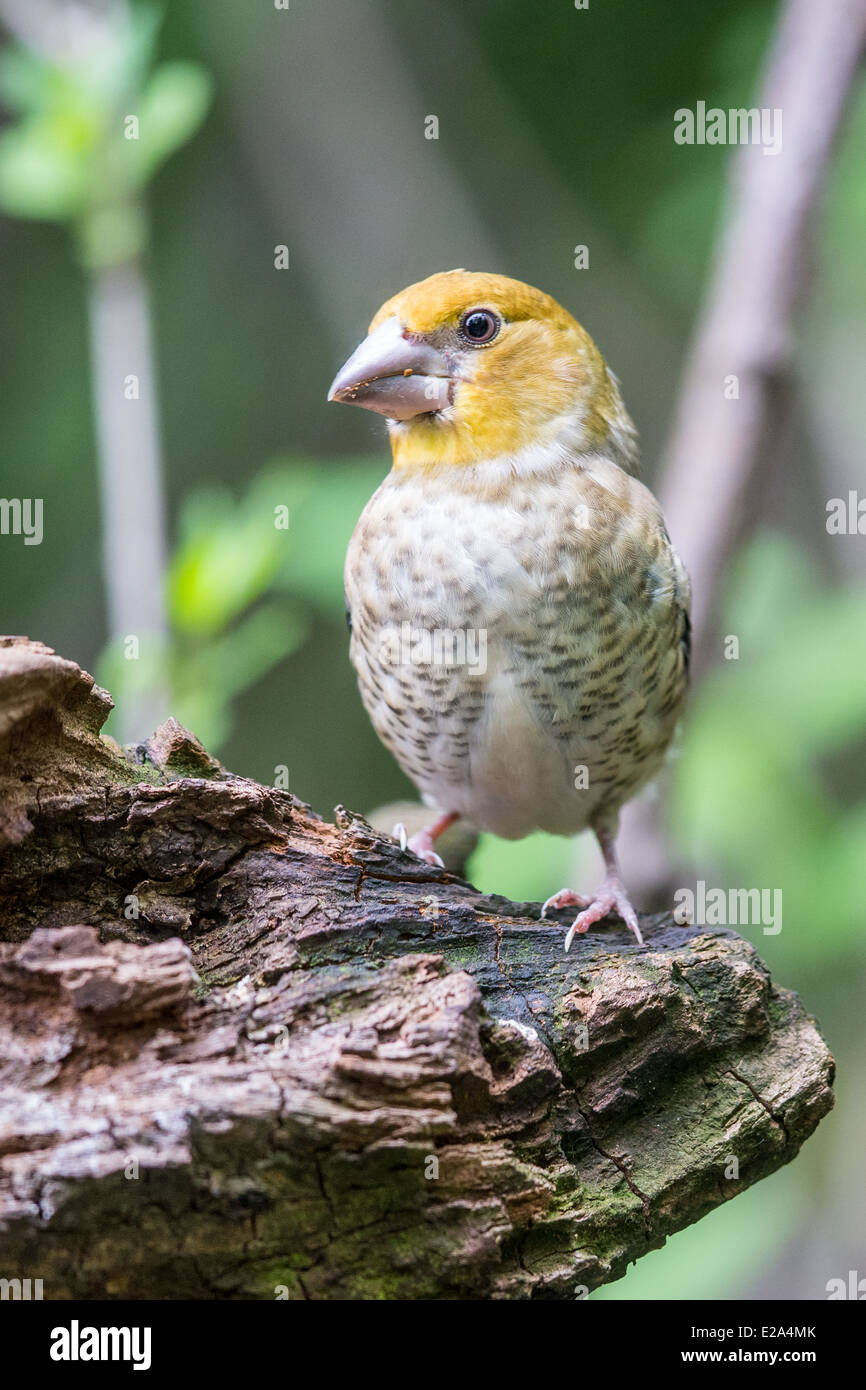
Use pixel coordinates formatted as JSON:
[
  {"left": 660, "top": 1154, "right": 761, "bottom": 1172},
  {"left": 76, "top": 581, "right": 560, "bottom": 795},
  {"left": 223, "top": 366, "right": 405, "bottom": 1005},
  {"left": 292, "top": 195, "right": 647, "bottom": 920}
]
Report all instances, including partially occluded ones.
[{"left": 1, "top": 0, "right": 864, "bottom": 1299}]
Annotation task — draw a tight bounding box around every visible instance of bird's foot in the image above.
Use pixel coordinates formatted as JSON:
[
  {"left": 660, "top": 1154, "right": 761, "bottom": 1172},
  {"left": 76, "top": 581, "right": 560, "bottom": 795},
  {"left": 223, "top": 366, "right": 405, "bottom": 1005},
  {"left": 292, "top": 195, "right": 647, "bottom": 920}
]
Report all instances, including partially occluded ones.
[
  {"left": 392, "top": 816, "right": 457, "bottom": 868},
  {"left": 406, "top": 827, "right": 445, "bottom": 868},
  {"left": 541, "top": 887, "right": 593, "bottom": 917},
  {"left": 562, "top": 874, "right": 644, "bottom": 951},
  {"left": 543, "top": 879, "right": 644, "bottom": 949}
]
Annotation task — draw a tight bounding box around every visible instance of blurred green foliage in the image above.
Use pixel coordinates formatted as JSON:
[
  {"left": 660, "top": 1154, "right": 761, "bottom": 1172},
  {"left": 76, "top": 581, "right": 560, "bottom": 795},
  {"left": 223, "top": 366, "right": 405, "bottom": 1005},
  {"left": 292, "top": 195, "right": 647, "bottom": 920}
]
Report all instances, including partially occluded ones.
[
  {"left": 169, "top": 468, "right": 308, "bottom": 635},
  {"left": 0, "top": 4, "right": 210, "bottom": 266},
  {"left": 100, "top": 458, "right": 384, "bottom": 749},
  {"left": 673, "top": 532, "right": 866, "bottom": 973}
]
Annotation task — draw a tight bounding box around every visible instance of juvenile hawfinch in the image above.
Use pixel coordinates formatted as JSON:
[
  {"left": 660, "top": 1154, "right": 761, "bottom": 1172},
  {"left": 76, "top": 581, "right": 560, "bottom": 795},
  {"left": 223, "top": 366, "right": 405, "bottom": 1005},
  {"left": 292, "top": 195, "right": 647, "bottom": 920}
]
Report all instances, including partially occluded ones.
[{"left": 330, "top": 270, "right": 690, "bottom": 950}]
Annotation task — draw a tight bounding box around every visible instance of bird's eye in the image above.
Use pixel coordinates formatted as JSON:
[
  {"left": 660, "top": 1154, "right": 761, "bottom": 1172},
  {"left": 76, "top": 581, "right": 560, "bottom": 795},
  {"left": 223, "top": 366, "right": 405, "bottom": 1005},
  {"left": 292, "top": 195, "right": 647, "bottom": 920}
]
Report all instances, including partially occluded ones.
[{"left": 459, "top": 308, "right": 501, "bottom": 345}]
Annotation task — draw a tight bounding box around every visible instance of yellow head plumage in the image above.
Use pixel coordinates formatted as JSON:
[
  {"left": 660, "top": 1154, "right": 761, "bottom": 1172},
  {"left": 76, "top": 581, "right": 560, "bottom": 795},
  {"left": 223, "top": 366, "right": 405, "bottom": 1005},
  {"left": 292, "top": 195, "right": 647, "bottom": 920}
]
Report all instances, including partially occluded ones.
[{"left": 329, "top": 270, "right": 637, "bottom": 473}]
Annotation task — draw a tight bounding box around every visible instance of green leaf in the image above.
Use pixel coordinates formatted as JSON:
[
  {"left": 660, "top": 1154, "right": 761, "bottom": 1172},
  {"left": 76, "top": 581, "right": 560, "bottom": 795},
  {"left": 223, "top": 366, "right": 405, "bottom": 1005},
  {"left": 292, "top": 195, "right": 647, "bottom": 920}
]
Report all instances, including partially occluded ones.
[
  {"left": 134, "top": 62, "right": 212, "bottom": 181},
  {"left": 0, "top": 120, "right": 88, "bottom": 219},
  {"left": 169, "top": 474, "right": 307, "bottom": 636},
  {"left": 179, "top": 602, "right": 308, "bottom": 702}
]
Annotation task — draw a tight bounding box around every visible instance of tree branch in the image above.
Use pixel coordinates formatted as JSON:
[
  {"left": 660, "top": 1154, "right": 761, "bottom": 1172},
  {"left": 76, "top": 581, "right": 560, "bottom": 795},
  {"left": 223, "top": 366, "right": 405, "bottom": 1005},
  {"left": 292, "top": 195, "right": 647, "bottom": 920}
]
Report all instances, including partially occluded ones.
[{"left": 0, "top": 638, "right": 834, "bottom": 1299}]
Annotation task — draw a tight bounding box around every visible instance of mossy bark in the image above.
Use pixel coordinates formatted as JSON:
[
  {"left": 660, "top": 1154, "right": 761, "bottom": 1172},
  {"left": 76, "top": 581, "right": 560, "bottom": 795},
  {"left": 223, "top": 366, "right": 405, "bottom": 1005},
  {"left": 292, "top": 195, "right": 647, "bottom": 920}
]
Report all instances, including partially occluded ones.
[{"left": 0, "top": 638, "right": 834, "bottom": 1299}]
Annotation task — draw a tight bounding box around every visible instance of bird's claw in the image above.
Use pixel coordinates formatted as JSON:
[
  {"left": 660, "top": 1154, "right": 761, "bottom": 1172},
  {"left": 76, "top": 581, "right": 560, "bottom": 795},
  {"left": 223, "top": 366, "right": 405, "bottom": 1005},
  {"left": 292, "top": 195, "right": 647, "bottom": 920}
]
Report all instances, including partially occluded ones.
[
  {"left": 393, "top": 822, "right": 444, "bottom": 868},
  {"left": 541, "top": 887, "right": 592, "bottom": 919},
  {"left": 414, "top": 849, "right": 445, "bottom": 868},
  {"left": 544, "top": 878, "right": 644, "bottom": 950},
  {"left": 562, "top": 881, "right": 644, "bottom": 951},
  {"left": 407, "top": 830, "right": 445, "bottom": 868}
]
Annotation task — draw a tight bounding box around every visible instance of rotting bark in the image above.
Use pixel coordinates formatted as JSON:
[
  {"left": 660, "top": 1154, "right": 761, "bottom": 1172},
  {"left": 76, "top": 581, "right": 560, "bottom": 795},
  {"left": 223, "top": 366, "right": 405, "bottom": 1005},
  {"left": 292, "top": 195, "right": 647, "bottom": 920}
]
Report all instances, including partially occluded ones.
[{"left": 0, "top": 638, "right": 834, "bottom": 1300}]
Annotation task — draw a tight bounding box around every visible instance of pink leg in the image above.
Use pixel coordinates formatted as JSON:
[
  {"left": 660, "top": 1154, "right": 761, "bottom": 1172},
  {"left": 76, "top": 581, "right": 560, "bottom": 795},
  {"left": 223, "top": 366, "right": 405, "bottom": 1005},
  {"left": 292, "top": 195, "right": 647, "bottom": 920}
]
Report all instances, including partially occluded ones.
[
  {"left": 543, "top": 826, "right": 644, "bottom": 950},
  {"left": 393, "top": 811, "right": 459, "bottom": 868}
]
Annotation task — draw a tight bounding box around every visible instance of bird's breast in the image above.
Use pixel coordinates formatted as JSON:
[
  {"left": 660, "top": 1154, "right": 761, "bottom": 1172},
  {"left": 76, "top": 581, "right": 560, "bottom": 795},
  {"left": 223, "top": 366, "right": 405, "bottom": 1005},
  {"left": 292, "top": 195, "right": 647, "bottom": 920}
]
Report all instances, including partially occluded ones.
[{"left": 344, "top": 458, "right": 689, "bottom": 838}]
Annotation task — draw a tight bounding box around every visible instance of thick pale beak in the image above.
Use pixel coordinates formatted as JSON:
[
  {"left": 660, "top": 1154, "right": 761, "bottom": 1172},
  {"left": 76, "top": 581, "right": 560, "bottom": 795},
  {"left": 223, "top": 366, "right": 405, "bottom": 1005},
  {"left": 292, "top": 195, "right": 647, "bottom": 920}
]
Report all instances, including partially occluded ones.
[{"left": 327, "top": 316, "right": 452, "bottom": 421}]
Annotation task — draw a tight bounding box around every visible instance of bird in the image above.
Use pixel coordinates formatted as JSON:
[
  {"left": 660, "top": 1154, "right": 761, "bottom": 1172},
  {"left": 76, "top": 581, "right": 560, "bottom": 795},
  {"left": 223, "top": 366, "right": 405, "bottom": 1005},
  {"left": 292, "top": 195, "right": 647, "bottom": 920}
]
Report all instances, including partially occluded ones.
[{"left": 329, "top": 270, "right": 690, "bottom": 950}]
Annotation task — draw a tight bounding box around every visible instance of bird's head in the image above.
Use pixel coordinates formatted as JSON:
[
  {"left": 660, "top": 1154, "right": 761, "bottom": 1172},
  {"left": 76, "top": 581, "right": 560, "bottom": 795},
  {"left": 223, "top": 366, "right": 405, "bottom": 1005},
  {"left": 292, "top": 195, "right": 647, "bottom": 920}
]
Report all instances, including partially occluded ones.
[{"left": 328, "top": 270, "right": 636, "bottom": 473}]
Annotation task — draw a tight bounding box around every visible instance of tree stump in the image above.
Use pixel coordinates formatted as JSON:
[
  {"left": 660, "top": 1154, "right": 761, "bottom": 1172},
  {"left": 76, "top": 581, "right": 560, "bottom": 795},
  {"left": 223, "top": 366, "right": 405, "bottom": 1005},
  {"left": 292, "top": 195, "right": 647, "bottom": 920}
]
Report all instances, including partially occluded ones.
[{"left": 0, "top": 638, "right": 834, "bottom": 1299}]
